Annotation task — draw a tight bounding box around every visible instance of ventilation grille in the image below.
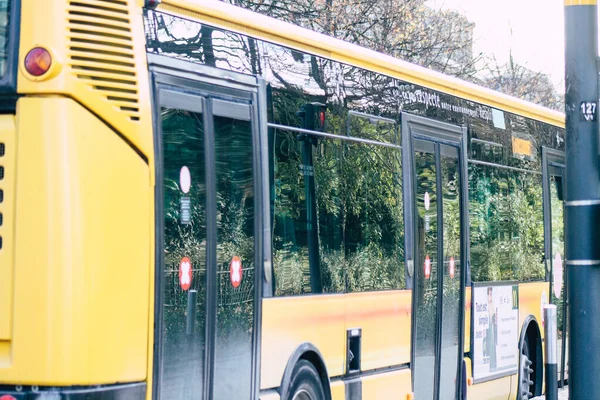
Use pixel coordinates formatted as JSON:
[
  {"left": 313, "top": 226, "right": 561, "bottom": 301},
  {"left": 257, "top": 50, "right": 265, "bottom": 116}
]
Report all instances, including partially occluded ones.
[{"left": 67, "top": 0, "right": 140, "bottom": 122}]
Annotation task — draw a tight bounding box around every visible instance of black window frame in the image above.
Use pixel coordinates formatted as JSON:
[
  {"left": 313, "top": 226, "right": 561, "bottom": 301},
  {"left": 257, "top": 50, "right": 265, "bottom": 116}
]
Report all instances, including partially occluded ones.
[{"left": 0, "top": 0, "right": 21, "bottom": 98}]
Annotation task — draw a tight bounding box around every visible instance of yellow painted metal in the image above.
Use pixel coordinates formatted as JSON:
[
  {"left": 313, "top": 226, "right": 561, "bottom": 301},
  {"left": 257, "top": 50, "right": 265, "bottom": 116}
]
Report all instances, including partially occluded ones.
[
  {"left": 260, "top": 294, "right": 346, "bottom": 390},
  {"left": 344, "top": 290, "right": 412, "bottom": 371},
  {"left": 0, "top": 115, "right": 16, "bottom": 343},
  {"left": 464, "top": 357, "right": 513, "bottom": 400},
  {"left": 17, "top": 0, "right": 154, "bottom": 166},
  {"left": 518, "top": 281, "right": 550, "bottom": 341},
  {"left": 0, "top": 97, "right": 150, "bottom": 384},
  {"left": 565, "top": 0, "right": 596, "bottom": 5},
  {"left": 464, "top": 286, "right": 471, "bottom": 354},
  {"left": 361, "top": 368, "right": 412, "bottom": 399},
  {"left": 158, "top": 0, "right": 565, "bottom": 128},
  {"left": 145, "top": 188, "right": 156, "bottom": 400},
  {"left": 260, "top": 290, "right": 411, "bottom": 390},
  {"left": 330, "top": 380, "right": 345, "bottom": 400}
]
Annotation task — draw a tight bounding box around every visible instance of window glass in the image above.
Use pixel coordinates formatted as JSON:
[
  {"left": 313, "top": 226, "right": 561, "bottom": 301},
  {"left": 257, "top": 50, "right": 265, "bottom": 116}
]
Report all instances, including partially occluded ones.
[
  {"left": 469, "top": 164, "right": 511, "bottom": 281},
  {"left": 549, "top": 174, "right": 565, "bottom": 327},
  {"left": 0, "top": 1, "right": 10, "bottom": 78},
  {"left": 344, "top": 142, "right": 405, "bottom": 292},
  {"left": 161, "top": 107, "right": 206, "bottom": 398},
  {"left": 348, "top": 112, "right": 397, "bottom": 143},
  {"left": 508, "top": 168, "right": 544, "bottom": 281},
  {"left": 315, "top": 138, "right": 345, "bottom": 293},
  {"left": 271, "top": 128, "right": 311, "bottom": 296},
  {"left": 469, "top": 163, "right": 544, "bottom": 282},
  {"left": 413, "top": 142, "right": 438, "bottom": 399},
  {"left": 213, "top": 115, "right": 255, "bottom": 399},
  {"left": 271, "top": 127, "right": 404, "bottom": 296},
  {"left": 439, "top": 145, "right": 461, "bottom": 400},
  {"left": 271, "top": 130, "right": 344, "bottom": 295}
]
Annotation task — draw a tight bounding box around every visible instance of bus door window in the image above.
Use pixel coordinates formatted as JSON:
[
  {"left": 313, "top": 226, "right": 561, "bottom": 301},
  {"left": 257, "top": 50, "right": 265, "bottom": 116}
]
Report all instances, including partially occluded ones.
[
  {"left": 213, "top": 112, "right": 255, "bottom": 400},
  {"left": 413, "top": 139, "right": 438, "bottom": 400},
  {"left": 546, "top": 160, "right": 566, "bottom": 384},
  {"left": 411, "top": 136, "right": 464, "bottom": 400},
  {"left": 438, "top": 144, "right": 461, "bottom": 400},
  {"left": 160, "top": 103, "right": 207, "bottom": 399}
]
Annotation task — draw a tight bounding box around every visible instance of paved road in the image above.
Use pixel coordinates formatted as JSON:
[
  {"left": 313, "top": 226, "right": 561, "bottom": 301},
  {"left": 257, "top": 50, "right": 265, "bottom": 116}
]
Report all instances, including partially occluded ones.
[{"left": 532, "top": 385, "right": 569, "bottom": 400}]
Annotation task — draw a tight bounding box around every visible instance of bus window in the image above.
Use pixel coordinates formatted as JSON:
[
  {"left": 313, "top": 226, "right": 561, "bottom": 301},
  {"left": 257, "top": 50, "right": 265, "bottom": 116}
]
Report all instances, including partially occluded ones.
[
  {"left": 344, "top": 142, "right": 404, "bottom": 292},
  {"left": 469, "top": 163, "right": 544, "bottom": 282},
  {"left": 271, "top": 129, "right": 344, "bottom": 296}
]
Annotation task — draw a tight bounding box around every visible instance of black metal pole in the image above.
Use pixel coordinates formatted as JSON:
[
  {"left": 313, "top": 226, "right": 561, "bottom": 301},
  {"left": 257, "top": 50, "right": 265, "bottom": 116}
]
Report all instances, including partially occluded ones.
[{"left": 564, "top": 1, "right": 600, "bottom": 399}]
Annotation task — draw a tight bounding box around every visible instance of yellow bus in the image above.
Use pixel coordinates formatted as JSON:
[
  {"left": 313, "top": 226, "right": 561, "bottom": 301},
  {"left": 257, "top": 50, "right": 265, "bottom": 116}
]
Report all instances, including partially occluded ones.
[{"left": 0, "top": 0, "right": 568, "bottom": 399}]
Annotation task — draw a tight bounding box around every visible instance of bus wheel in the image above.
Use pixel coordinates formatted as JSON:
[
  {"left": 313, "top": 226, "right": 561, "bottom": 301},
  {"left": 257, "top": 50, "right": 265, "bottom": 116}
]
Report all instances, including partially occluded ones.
[
  {"left": 519, "top": 339, "right": 534, "bottom": 399},
  {"left": 287, "top": 359, "right": 326, "bottom": 400}
]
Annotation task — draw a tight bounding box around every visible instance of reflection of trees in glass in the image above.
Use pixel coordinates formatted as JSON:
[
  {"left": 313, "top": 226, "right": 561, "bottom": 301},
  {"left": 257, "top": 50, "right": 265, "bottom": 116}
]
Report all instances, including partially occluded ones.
[
  {"left": 469, "top": 163, "right": 544, "bottom": 282},
  {"left": 214, "top": 116, "right": 255, "bottom": 335},
  {"left": 344, "top": 142, "right": 404, "bottom": 292},
  {"left": 213, "top": 116, "right": 255, "bottom": 398},
  {"left": 0, "top": 1, "right": 8, "bottom": 77},
  {"left": 162, "top": 107, "right": 207, "bottom": 311},
  {"left": 414, "top": 150, "right": 437, "bottom": 346},
  {"left": 161, "top": 107, "right": 207, "bottom": 396},
  {"left": 441, "top": 152, "right": 461, "bottom": 349},
  {"left": 549, "top": 177, "right": 565, "bottom": 338},
  {"left": 271, "top": 123, "right": 405, "bottom": 296},
  {"left": 160, "top": 108, "right": 257, "bottom": 398}
]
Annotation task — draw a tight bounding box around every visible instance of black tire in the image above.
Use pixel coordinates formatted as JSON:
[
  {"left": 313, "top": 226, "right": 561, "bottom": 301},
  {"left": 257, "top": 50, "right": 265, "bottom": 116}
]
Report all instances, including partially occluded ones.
[
  {"left": 519, "top": 339, "right": 534, "bottom": 400},
  {"left": 286, "top": 360, "right": 326, "bottom": 400}
]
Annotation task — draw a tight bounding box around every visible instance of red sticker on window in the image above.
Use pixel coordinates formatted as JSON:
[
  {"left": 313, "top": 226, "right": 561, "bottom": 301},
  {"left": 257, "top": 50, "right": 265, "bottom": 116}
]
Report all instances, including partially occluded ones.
[
  {"left": 449, "top": 256, "right": 455, "bottom": 278},
  {"left": 230, "top": 256, "right": 243, "bottom": 288},
  {"left": 424, "top": 255, "right": 431, "bottom": 279},
  {"left": 179, "top": 257, "right": 192, "bottom": 291}
]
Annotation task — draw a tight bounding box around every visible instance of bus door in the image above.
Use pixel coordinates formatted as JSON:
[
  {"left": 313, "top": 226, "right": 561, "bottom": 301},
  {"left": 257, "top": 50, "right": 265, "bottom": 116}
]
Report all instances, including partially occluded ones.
[
  {"left": 542, "top": 147, "right": 567, "bottom": 387},
  {"left": 149, "top": 54, "right": 266, "bottom": 400},
  {"left": 401, "top": 113, "right": 468, "bottom": 400}
]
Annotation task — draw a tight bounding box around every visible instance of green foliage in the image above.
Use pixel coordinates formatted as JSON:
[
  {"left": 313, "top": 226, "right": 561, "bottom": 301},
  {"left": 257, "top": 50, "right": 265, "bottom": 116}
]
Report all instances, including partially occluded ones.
[
  {"left": 469, "top": 163, "right": 545, "bottom": 283},
  {"left": 272, "top": 101, "right": 406, "bottom": 296}
]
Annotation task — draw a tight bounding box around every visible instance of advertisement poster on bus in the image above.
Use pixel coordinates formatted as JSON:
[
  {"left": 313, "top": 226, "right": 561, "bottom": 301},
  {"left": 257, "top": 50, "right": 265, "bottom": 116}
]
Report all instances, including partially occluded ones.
[{"left": 472, "top": 283, "right": 519, "bottom": 381}]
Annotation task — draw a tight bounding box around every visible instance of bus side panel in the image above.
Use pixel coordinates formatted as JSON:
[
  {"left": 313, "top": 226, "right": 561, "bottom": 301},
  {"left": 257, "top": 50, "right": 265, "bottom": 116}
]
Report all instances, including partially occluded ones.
[
  {"left": 344, "top": 290, "right": 412, "bottom": 370},
  {"left": 517, "top": 280, "right": 549, "bottom": 396},
  {"left": 330, "top": 379, "right": 345, "bottom": 400},
  {"left": 0, "top": 97, "right": 150, "bottom": 384},
  {"left": 260, "top": 295, "right": 346, "bottom": 390},
  {"left": 518, "top": 281, "right": 549, "bottom": 340},
  {"left": 464, "top": 357, "right": 511, "bottom": 400},
  {"left": 0, "top": 115, "right": 16, "bottom": 344},
  {"left": 260, "top": 291, "right": 411, "bottom": 392},
  {"left": 361, "top": 368, "right": 412, "bottom": 400}
]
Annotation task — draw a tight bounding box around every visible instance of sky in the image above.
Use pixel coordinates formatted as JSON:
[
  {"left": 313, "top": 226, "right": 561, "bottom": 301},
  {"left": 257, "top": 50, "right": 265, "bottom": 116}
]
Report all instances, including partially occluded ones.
[{"left": 425, "top": 0, "right": 566, "bottom": 92}]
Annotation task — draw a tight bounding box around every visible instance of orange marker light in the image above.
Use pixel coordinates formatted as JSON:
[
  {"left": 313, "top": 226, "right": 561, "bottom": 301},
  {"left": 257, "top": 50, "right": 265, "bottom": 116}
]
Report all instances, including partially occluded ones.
[
  {"left": 0, "top": 395, "right": 17, "bottom": 400},
  {"left": 25, "top": 47, "right": 52, "bottom": 76}
]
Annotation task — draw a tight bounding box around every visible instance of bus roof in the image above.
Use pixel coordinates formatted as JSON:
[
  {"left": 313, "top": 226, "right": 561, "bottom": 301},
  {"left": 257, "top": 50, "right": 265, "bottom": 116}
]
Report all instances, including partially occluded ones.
[{"left": 158, "top": 0, "right": 565, "bottom": 129}]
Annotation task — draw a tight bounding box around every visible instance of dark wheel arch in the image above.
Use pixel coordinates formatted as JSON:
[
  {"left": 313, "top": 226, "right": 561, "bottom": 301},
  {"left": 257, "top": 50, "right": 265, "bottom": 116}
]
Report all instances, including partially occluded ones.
[
  {"left": 279, "top": 343, "right": 332, "bottom": 400},
  {"left": 518, "top": 315, "right": 543, "bottom": 397}
]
